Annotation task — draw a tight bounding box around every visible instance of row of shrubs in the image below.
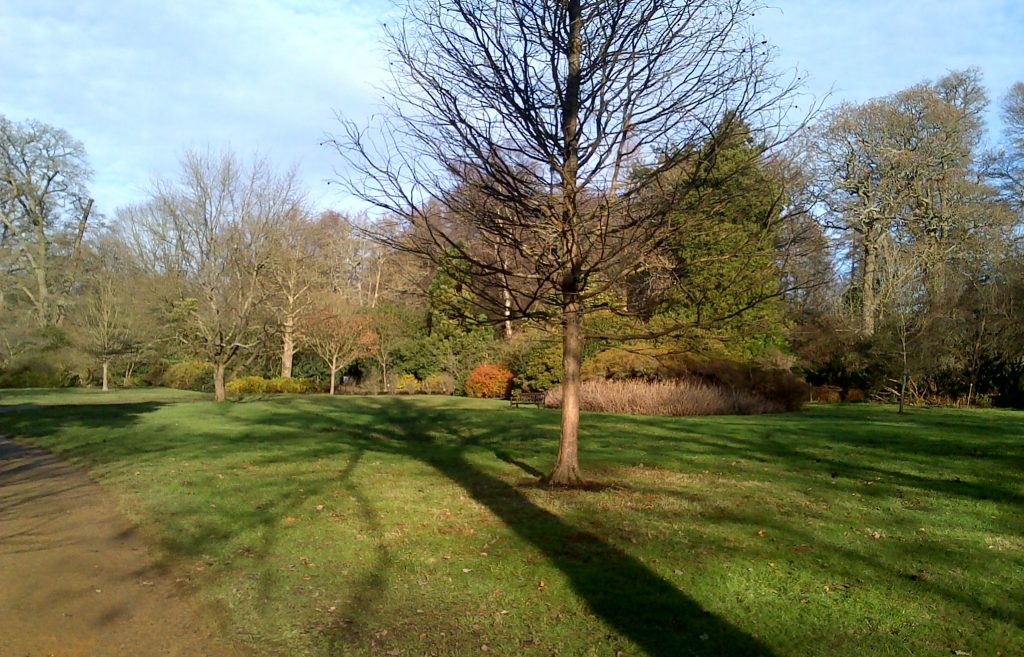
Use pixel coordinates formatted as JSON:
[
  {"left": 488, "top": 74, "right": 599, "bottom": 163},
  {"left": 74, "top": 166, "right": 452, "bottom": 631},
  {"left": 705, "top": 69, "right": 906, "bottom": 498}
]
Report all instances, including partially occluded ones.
[{"left": 226, "top": 376, "right": 315, "bottom": 394}]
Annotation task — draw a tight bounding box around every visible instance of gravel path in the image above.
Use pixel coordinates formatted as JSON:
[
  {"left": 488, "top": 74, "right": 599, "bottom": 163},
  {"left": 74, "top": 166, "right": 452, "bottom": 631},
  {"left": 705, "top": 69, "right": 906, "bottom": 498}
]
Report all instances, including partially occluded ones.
[{"left": 0, "top": 438, "right": 250, "bottom": 657}]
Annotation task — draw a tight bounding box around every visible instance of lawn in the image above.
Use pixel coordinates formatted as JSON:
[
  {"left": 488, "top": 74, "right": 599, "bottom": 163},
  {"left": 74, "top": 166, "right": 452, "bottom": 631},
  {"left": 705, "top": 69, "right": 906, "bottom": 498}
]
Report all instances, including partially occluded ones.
[{"left": 1, "top": 389, "right": 1021, "bottom": 657}]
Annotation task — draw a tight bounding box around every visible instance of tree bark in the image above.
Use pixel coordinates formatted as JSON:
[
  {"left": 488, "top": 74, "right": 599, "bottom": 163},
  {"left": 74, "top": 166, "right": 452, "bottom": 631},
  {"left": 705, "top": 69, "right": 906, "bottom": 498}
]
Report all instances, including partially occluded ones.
[
  {"left": 102, "top": 361, "right": 109, "bottom": 392},
  {"left": 548, "top": 0, "right": 584, "bottom": 487},
  {"left": 330, "top": 355, "right": 338, "bottom": 395},
  {"left": 214, "top": 362, "right": 227, "bottom": 402},
  {"left": 862, "top": 238, "right": 878, "bottom": 336},
  {"left": 549, "top": 294, "right": 584, "bottom": 485},
  {"left": 281, "top": 315, "right": 295, "bottom": 378}
]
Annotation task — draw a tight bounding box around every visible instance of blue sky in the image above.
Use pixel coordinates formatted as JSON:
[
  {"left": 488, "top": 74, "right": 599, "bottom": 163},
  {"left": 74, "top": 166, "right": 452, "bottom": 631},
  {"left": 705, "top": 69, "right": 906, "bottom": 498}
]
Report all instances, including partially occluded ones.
[{"left": 2, "top": 0, "right": 1022, "bottom": 216}]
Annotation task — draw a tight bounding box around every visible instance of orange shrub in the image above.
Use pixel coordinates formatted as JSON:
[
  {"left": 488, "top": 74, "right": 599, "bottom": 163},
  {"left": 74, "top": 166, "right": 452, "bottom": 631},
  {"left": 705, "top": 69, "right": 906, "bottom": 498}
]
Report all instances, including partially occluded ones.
[{"left": 464, "top": 363, "right": 514, "bottom": 399}]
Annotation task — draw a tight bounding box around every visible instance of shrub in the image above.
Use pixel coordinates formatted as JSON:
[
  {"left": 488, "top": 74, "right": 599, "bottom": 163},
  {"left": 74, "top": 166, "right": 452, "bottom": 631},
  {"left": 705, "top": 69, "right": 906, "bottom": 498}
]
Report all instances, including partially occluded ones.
[
  {"left": 423, "top": 372, "right": 456, "bottom": 395},
  {"left": 581, "top": 348, "right": 661, "bottom": 381},
  {"left": 162, "top": 360, "right": 214, "bottom": 392},
  {"left": 226, "top": 376, "right": 269, "bottom": 394},
  {"left": 0, "top": 355, "right": 66, "bottom": 388},
  {"left": 264, "top": 377, "right": 313, "bottom": 394},
  {"left": 464, "top": 363, "right": 514, "bottom": 399},
  {"left": 844, "top": 388, "right": 866, "bottom": 403},
  {"left": 813, "top": 386, "right": 841, "bottom": 403},
  {"left": 508, "top": 343, "right": 562, "bottom": 392},
  {"left": 395, "top": 373, "right": 421, "bottom": 394},
  {"left": 545, "top": 378, "right": 780, "bottom": 416}
]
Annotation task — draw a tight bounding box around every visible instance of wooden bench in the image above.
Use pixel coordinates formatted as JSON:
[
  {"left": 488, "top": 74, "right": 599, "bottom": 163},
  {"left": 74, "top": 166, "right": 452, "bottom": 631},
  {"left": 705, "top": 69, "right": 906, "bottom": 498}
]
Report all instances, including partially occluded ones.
[{"left": 510, "top": 390, "right": 546, "bottom": 408}]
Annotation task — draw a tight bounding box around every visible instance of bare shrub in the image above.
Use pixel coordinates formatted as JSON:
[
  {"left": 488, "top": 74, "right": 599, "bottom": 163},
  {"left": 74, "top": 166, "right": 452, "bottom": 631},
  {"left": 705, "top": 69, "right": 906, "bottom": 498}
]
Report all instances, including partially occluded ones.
[{"left": 545, "top": 379, "right": 781, "bottom": 417}]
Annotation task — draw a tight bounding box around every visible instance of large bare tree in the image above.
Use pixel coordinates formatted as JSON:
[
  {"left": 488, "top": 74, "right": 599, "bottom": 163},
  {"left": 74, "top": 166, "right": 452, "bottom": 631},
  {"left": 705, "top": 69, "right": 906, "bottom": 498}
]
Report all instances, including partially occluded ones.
[
  {"left": 807, "top": 70, "right": 990, "bottom": 336},
  {"left": 327, "top": 0, "right": 800, "bottom": 484},
  {"left": 131, "top": 150, "right": 305, "bottom": 401},
  {"left": 0, "top": 115, "right": 94, "bottom": 327}
]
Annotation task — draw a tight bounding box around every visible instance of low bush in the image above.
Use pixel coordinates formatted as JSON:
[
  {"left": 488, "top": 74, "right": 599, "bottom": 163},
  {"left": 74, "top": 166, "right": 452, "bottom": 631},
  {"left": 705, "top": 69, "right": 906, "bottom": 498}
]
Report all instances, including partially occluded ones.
[
  {"left": 0, "top": 355, "right": 66, "bottom": 388},
  {"left": 162, "top": 360, "right": 214, "bottom": 392},
  {"left": 423, "top": 373, "right": 456, "bottom": 395},
  {"left": 581, "top": 348, "right": 661, "bottom": 380},
  {"left": 465, "top": 363, "right": 514, "bottom": 399},
  {"left": 395, "top": 373, "right": 421, "bottom": 395},
  {"left": 264, "top": 377, "right": 313, "bottom": 394},
  {"left": 844, "top": 388, "right": 866, "bottom": 403},
  {"left": 545, "top": 378, "right": 780, "bottom": 417},
  {"left": 226, "top": 376, "right": 269, "bottom": 394},
  {"left": 813, "top": 386, "right": 842, "bottom": 403}
]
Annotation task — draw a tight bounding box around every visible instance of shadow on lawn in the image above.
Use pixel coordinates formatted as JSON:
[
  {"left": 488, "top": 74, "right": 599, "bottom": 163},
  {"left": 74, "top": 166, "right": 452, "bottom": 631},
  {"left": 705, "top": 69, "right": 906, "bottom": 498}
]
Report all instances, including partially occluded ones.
[
  {"left": 5, "top": 396, "right": 1022, "bottom": 653},
  {"left": 263, "top": 399, "right": 780, "bottom": 657}
]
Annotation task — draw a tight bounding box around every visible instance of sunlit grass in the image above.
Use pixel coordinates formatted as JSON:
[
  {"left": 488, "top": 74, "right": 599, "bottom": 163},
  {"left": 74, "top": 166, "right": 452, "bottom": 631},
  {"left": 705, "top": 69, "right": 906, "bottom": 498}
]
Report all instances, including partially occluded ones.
[{"left": 2, "top": 390, "right": 1022, "bottom": 656}]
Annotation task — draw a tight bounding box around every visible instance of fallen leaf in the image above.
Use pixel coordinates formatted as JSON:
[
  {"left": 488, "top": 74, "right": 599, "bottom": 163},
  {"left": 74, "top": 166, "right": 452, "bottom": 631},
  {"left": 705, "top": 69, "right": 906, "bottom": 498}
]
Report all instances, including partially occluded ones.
[
  {"left": 537, "top": 580, "right": 546, "bottom": 591},
  {"left": 756, "top": 529, "right": 765, "bottom": 538}
]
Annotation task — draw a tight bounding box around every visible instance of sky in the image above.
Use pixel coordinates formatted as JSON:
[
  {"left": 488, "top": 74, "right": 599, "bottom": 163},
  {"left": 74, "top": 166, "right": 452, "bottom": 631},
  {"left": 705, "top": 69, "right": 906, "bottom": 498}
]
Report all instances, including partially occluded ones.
[{"left": 2, "top": 0, "right": 1023, "bottom": 218}]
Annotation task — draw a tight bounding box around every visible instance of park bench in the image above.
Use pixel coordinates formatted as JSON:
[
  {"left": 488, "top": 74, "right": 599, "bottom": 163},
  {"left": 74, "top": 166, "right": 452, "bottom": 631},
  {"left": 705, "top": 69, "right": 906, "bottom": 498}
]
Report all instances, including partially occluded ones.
[{"left": 510, "top": 390, "right": 546, "bottom": 408}]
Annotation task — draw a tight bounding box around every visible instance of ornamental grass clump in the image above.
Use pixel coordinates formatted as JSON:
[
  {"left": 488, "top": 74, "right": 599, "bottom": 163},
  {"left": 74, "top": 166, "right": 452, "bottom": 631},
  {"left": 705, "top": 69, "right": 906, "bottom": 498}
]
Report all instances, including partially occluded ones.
[{"left": 546, "top": 378, "right": 780, "bottom": 417}]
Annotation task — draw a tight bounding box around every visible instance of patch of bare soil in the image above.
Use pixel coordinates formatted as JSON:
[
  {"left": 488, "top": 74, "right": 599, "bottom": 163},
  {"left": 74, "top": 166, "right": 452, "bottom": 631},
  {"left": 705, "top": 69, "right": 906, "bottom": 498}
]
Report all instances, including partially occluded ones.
[{"left": 0, "top": 438, "right": 251, "bottom": 657}]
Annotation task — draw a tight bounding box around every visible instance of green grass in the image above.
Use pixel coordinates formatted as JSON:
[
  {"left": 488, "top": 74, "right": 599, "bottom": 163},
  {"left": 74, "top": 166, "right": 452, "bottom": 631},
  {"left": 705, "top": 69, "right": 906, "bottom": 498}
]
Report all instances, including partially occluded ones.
[{"left": 1, "top": 389, "right": 1022, "bottom": 657}]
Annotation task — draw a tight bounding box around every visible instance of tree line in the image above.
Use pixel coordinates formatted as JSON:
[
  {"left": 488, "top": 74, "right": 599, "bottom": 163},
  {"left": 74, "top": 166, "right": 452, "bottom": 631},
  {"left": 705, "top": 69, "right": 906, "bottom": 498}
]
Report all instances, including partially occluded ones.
[{"left": 3, "top": 1, "right": 1022, "bottom": 485}]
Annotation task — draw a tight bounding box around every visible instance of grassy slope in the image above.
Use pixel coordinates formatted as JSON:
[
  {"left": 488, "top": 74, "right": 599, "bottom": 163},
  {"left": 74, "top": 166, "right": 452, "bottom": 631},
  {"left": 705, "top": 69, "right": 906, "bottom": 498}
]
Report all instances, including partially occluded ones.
[{"left": 1, "top": 389, "right": 1021, "bottom": 657}]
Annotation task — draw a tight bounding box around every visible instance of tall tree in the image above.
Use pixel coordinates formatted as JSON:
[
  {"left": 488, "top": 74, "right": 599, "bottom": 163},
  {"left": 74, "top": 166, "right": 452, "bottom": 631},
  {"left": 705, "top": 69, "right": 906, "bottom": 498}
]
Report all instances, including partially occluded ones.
[
  {"left": 807, "top": 70, "right": 989, "bottom": 336},
  {"left": 0, "top": 116, "right": 94, "bottom": 327},
  {"left": 328, "top": 0, "right": 800, "bottom": 484},
  {"left": 265, "top": 206, "right": 320, "bottom": 378}
]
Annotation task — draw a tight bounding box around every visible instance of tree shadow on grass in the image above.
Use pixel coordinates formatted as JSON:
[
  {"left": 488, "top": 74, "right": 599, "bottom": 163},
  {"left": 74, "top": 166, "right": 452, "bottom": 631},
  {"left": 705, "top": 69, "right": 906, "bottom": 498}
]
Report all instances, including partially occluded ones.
[{"left": 282, "top": 400, "right": 779, "bottom": 657}]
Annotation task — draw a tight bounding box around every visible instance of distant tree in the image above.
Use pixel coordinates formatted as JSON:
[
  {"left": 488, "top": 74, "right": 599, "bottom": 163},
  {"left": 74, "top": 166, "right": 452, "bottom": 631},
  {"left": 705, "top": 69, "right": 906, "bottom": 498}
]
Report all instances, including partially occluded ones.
[
  {"left": 264, "top": 207, "right": 320, "bottom": 378},
  {"left": 328, "top": 0, "right": 802, "bottom": 484},
  {"left": 807, "top": 69, "right": 990, "bottom": 336},
  {"left": 0, "top": 115, "right": 94, "bottom": 327},
  {"left": 79, "top": 273, "right": 135, "bottom": 391},
  {"left": 305, "top": 296, "right": 370, "bottom": 395},
  {"left": 989, "top": 82, "right": 1024, "bottom": 218},
  {"left": 130, "top": 150, "right": 304, "bottom": 401}
]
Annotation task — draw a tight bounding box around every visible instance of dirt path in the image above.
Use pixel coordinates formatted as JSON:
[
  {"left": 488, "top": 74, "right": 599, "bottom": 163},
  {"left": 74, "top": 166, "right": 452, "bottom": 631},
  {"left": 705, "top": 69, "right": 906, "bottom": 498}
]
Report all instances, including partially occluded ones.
[{"left": 0, "top": 438, "right": 251, "bottom": 657}]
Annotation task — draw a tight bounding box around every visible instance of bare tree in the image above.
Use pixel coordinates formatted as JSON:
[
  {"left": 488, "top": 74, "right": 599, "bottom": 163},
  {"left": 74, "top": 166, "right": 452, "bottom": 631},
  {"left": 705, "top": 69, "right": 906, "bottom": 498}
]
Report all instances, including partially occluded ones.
[
  {"left": 132, "top": 150, "right": 305, "bottom": 401},
  {"left": 807, "top": 70, "right": 989, "bottom": 336},
  {"left": 79, "top": 273, "right": 135, "bottom": 391},
  {"left": 327, "top": 0, "right": 801, "bottom": 484},
  {"left": 305, "top": 296, "right": 370, "bottom": 394},
  {"left": 0, "top": 115, "right": 94, "bottom": 327},
  {"left": 265, "top": 206, "right": 320, "bottom": 378}
]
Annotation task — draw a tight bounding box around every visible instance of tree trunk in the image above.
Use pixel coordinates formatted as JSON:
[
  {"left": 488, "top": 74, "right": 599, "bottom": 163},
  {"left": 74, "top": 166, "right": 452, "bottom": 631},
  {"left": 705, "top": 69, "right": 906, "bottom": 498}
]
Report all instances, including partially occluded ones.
[
  {"left": 502, "top": 286, "right": 513, "bottom": 340},
  {"left": 862, "top": 239, "right": 877, "bottom": 336},
  {"left": 214, "top": 362, "right": 227, "bottom": 402},
  {"left": 330, "top": 355, "right": 337, "bottom": 395},
  {"left": 549, "top": 295, "right": 583, "bottom": 485},
  {"left": 281, "top": 316, "right": 295, "bottom": 378},
  {"left": 102, "top": 361, "right": 109, "bottom": 392},
  {"left": 548, "top": 0, "right": 583, "bottom": 487},
  {"left": 123, "top": 361, "right": 135, "bottom": 387}
]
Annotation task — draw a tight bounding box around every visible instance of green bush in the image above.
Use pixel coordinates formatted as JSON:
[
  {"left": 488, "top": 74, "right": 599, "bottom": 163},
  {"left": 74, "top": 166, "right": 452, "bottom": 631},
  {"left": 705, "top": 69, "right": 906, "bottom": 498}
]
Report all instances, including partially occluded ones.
[
  {"left": 582, "top": 348, "right": 661, "bottom": 381},
  {"left": 508, "top": 343, "right": 561, "bottom": 392},
  {"left": 423, "top": 372, "right": 456, "bottom": 395},
  {"left": 264, "top": 377, "right": 313, "bottom": 394},
  {"left": 465, "top": 363, "right": 514, "bottom": 399},
  {"left": 0, "top": 355, "right": 66, "bottom": 388},
  {"left": 226, "top": 376, "right": 269, "bottom": 394},
  {"left": 395, "top": 373, "right": 421, "bottom": 394},
  {"left": 162, "top": 360, "right": 215, "bottom": 392}
]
